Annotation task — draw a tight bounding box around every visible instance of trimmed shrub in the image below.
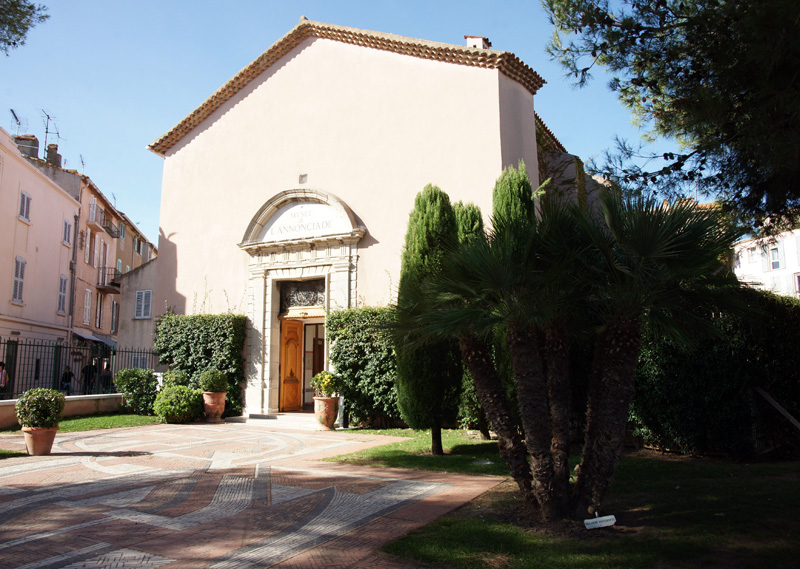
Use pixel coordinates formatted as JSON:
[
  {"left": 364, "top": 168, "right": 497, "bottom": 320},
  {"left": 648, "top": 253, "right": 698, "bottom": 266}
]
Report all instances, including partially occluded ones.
[
  {"left": 153, "top": 386, "right": 203, "bottom": 423},
  {"left": 162, "top": 369, "right": 194, "bottom": 389},
  {"left": 15, "top": 388, "right": 66, "bottom": 428},
  {"left": 154, "top": 313, "right": 246, "bottom": 416},
  {"left": 631, "top": 288, "right": 800, "bottom": 456},
  {"left": 327, "top": 307, "right": 402, "bottom": 427},
  {"left": 199, "top": 369, "right": 228, "bottom": 392},
  {"left": 115, "top": 369, "right": 159, "bottom": 415}
]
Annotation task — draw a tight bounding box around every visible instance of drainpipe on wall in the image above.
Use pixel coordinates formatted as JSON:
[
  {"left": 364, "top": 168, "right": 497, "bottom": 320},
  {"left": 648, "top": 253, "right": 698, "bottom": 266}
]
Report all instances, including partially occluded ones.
[{"left": 67, "top": 210, "right": 80, "bottom": 345}]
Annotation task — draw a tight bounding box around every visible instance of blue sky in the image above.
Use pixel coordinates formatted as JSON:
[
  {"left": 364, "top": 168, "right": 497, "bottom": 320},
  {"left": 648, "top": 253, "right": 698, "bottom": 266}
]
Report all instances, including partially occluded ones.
[{"left": 1, "top": 1, "right": 671, "bottom": 244}]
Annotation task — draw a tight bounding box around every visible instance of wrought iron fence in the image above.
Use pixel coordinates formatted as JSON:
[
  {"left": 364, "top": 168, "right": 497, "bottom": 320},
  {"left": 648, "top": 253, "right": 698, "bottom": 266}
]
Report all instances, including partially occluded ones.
[{"left": 0, "top": 337, "right": 157, "bottom": 400}]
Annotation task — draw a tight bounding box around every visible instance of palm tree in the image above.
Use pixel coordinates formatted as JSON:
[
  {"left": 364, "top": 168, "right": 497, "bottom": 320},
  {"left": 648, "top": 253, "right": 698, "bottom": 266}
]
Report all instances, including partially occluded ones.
[
  {"left": 570, "top": 192, "right": 743, "bottom": 518},
  {"left": 400, "top": 192, "right": 589, "bottom": 519}
]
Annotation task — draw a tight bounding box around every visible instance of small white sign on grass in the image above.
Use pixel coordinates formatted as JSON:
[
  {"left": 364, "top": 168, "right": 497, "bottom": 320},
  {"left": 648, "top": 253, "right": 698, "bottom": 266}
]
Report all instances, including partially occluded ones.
[{"left": 584, "top": 514, "right": 616, "bottom": 529}]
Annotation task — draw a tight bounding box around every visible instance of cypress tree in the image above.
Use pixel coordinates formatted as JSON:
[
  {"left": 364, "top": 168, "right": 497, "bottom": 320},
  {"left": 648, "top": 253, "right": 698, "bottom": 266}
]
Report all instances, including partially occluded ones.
[
  {"left": 453, "top": 201, "right": 484, "bottom": 244},
  {"left": 492, "top": 161, "right": 534, "bottom": 223},
  {"left": 396, "top": 184, "right": 462, "bottom": 455}
]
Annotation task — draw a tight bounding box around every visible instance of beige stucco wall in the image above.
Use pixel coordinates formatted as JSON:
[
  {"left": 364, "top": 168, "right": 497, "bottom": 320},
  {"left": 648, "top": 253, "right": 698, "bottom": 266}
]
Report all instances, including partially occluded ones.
[
  {"left": 0, "top": 128, "right": 79, "bottom": 341},
  {"left": 117, "top": 259, "right": 158, "bottom": 349},
  {"left": 156, "top": 37, "right": 540, "bottom": 315}
]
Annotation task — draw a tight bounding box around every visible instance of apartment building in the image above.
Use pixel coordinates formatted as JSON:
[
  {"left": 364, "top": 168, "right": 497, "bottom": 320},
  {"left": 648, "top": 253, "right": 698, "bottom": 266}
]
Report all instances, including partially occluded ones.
[
  {"left": 0, "top": 128, "right": 80, "bottom": 341},
  {"left": 8, "top": 133, "right": 155, "bottom": 349},
  {"left": 734, "top": 231, "right": 800, "bottom": 298}
]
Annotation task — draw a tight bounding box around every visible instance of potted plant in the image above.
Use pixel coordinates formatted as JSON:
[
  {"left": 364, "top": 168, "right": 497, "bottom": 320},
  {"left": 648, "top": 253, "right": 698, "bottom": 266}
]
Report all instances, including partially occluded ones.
[
  {"left": 199, "top": 369, "right": 228, "bottom": 423},
  {"left": 311, "top": 371, "right": 343, "bottom": 430},
  {"left": 15, "top": 388, "right": 66, "bottom": 455}
]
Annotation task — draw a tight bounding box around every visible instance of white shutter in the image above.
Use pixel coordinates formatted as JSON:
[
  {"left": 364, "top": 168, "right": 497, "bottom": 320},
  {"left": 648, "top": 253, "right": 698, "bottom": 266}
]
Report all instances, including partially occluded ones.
[
  {"left": 93, "top": 235, "right": 99, "bottom": 267},
  {"left": 13, "top": 257, "right": 25, "bottom": 301},
  {"left": 84, "top": 230, "right": 91, "bottom": 263},
  {"left": 19, "top": 192, "right": 31, "bottom": 220},
  {"left": 84, "top": 289, "right": 91, "bottom": 323},
  {"left": 761, "top": 245, "right": 770, "bottom": 272},
  {"left": 135, "top": 290, "right": 152, "bottom": 319},
  {"left": 778, "top": 240, "right": 786, "bottom": 270},
  {"left": 58, "top": 275, "right": 67, "bottom": 313}
]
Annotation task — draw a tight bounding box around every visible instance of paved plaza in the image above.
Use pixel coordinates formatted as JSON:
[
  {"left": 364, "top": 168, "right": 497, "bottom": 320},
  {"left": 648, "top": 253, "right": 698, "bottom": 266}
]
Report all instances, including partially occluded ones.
[{"left": 0, "top": 419, "right": 502, "bottom": 568}]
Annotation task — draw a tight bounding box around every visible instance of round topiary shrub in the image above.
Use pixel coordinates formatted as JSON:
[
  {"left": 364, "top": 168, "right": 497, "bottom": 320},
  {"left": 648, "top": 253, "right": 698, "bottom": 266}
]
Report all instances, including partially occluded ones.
[
  {"left": 162, "top": 369, "right": 191, "bottom": 388},
  {"left": 15, "top": 388, "right": 66, "bottom": 428},
  {"left": 199, "top": 369, "right": 228, "bottom": 393},
  {"left": 153, "top": 385, "right": 203, "bottom": 424}
]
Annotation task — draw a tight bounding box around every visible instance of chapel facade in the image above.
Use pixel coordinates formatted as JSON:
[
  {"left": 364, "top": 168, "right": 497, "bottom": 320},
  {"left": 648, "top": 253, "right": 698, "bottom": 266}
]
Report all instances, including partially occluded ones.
[{"left": 148, "top": 18, "right": 585, "bottom": 415}]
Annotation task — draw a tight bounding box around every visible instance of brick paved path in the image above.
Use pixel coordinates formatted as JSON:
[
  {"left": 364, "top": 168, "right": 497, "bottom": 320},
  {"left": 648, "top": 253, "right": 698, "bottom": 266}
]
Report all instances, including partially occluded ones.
[{"left": 0, "top": 423, "right": 502, "bottom": 568}]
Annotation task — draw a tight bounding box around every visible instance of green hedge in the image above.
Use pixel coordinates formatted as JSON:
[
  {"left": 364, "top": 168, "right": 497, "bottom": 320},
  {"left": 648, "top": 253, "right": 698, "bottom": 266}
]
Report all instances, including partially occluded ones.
[
  {"left": 115, "top": 369, "right": 159, "bottom": 415},
  {"left": 154, "top": 313, "right": 246, "bottom": 416},
  {"left": 632, "top": 288, "right": 800, "bottom": 456},
  {"left": 327, "top": 307, "right": 403, "bottom": 427}
]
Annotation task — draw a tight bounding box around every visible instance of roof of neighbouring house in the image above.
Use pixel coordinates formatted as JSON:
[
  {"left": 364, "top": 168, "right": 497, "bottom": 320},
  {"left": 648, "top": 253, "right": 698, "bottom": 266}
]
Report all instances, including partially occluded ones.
[{"left": 148, "top": 18, "right": 547, "bottom": 157}]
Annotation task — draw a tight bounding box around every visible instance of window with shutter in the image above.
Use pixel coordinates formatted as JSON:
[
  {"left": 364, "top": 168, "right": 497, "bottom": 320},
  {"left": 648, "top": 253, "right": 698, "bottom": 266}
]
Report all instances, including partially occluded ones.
[
  {"left": 135, "top": 290, "right": 152, "bottom": 319},
  {"left": 84, "top": 230, "right": 92, "bottom": 263},
  {"left": 96, "top": 293, "right": 104, "bottom": 328},
  {"left": 111, "top": 300, "right": 118, "bottom": 333},
  {"left": 18, "top": 192, "right": 31, "bottom": 222},
  {"left": 84, "top": 289, "right": 91, "bottom": 323},
  {"left": 58, "top": 275, "right": 67, "bottom": 313},
  {"left": 12, "top": 257, "right": 25, "bottom": 302},
  {"left": 63, "top": 220, "right": 72, "bottom": 245}
]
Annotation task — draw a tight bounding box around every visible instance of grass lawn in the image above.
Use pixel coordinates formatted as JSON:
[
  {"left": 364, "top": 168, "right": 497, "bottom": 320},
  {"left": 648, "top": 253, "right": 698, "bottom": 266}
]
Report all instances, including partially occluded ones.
[
  {"left": 331, "top": 429, "right": 800, "bottom": 569},
  {"left": 329, "top": 427, "right": 510, "bottom": 476},
  {"left": 1, "top": 413, "right": 161, "bottom": 434}
]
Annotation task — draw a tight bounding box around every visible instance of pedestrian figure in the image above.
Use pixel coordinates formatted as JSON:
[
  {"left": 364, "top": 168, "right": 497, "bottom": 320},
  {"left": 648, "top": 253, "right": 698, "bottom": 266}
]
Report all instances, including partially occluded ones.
[
  {"left": 99, "top": 362, "right": 112, "bottom": 393},
  {"left": 61, "top": 365, "right": 75, "bottom": 394},
  {"left": 82, "top": 360, "right": 97, "bottom": 394},
  {"left": 0, "top": 362, "right": 9, "bottom": 399}
]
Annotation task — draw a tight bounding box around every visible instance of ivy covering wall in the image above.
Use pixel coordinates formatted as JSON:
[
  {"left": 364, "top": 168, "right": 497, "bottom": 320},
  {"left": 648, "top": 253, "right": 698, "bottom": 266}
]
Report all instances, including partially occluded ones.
[
  {"left": 154, "top": 313, "right": 246, "bottom": 416},
  {"left": 327, "top": 307, "right": 402, "bottom": 427}
]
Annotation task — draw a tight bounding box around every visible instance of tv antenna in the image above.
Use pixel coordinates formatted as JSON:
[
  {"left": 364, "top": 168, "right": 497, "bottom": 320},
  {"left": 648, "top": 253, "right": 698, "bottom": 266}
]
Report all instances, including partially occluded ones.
[
  {"left": 41, "top": 109, "right": 66, "bottom": 150},
  {"left": 9, "top": 109, "right": 28, "bottom": 135},
  {"left": 80, "top": 154, "right": 86, "bottom": 173}
]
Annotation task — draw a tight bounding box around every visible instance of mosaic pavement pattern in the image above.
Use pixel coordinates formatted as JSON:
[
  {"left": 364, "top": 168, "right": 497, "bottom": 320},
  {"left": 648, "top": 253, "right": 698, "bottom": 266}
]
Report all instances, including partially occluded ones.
[{"left": 0, "top": 425, "right": 452, "bottom": 569}]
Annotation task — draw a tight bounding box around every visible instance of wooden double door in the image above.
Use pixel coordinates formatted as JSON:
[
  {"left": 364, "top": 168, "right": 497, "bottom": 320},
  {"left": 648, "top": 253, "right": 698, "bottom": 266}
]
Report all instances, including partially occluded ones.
[{"left": 279, "top": 320, "right": 325, "bottom": 411}]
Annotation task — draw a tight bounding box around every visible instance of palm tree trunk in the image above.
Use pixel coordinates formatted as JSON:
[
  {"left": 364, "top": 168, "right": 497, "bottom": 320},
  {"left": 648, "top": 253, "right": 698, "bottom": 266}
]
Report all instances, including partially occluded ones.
[
  {"left": 572, "top": 317, "right": 641, "bottom": 519},
  {"left": 458, "top": 334, "right": 535, "bottom": 504},
  {"left": 507, "top": 323, "right": 562, "bottom": 521},
  {"left": 545, "top": 323, "right": 571, "bottom": 514}
]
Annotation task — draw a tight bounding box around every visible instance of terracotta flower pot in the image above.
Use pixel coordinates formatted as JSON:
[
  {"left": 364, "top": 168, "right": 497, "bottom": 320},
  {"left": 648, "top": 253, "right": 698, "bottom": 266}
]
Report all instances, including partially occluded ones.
[
  {"left": 22, "top": 426, "right": 59, "bottom": 456},
  {"left": 202, "top": 392, "right": 226, "bottom": 423},
  {"left": 313, "top": 396, "right": 339, "bottom": 430}
]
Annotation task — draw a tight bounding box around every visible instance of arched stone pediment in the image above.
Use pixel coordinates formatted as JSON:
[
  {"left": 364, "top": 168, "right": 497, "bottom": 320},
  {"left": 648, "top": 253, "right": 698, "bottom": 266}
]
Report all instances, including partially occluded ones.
[{"left": 239, "top": 189, "right": 364, "bottom": 254}]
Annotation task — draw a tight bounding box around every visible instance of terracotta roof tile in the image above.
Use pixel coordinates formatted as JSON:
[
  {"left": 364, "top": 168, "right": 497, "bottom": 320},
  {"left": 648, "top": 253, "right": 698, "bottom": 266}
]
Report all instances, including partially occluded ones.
[{"left": 149, "top": 19, "right": 546, "bottom": 156}]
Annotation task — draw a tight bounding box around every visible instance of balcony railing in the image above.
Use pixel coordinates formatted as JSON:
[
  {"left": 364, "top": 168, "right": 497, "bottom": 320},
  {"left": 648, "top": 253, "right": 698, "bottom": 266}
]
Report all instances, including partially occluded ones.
[
  {"left": 87, "top": 203, "right": 104, "bottom": 231},
  {"left": 97, "top": 267, "right": 121, "bottom": 293},
  {"left": 102, "top": 217, "right": 120, "bottom": 238},
  {"left": 88, "top": 203, "right": 120, "bottom": 238}
]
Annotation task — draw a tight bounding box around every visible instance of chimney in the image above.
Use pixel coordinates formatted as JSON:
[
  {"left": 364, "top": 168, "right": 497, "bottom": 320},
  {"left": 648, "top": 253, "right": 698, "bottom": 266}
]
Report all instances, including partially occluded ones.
[
  {"left": 46, "top": 144, "right": 62, "bottom": 168},
  {"left": 465, "top": 35, "right": 491, "bottom": 49},
  {"left": 12, "top": 134, "right": 39, "bottom": 159}
]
